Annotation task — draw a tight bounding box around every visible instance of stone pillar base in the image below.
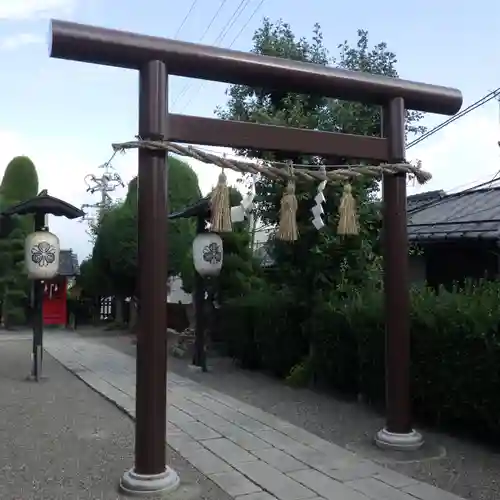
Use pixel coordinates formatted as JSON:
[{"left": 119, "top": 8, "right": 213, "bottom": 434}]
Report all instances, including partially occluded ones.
[
  {"left": 120, "top": 467, "right": 180, "bottom": 497},
  {"left": 375, "top": 427, "right": 424, "bottom": 451}
]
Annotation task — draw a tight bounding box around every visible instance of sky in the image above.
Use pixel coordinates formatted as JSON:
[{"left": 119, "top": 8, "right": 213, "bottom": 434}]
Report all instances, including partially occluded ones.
[{"left": 1, "top": 0, "right": 500, "bottom": 260}]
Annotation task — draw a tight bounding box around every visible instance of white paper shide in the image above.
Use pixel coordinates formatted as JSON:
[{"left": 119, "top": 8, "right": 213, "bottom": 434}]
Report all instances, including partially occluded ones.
[{"left": 25, "top": 230, "right": 60, "bottom": 280}]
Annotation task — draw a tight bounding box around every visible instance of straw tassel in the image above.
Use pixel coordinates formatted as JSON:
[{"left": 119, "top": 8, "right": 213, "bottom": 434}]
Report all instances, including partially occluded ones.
[
  {"left": 277, "top": 180, "right": 298, "bottom": 241},
  {"left": 337, "top": 183, "right": 359, "bottom": 235},
  {"left": 210, "top": 169, "right": 232, "bottom": 232}
]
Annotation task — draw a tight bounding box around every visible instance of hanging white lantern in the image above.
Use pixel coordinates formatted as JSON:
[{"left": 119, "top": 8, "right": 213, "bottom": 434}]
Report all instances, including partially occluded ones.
[
  {"left": 192, "top": 233, "right": 223, "bottom": 277},
  {"left": 25, "top": 231, "right": 60, "bottom": 280}
]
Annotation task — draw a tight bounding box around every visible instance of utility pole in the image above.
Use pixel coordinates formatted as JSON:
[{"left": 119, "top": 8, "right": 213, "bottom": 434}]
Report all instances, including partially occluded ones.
[{"left": 81, "top": 161, "right": 124, "bottom": 240}]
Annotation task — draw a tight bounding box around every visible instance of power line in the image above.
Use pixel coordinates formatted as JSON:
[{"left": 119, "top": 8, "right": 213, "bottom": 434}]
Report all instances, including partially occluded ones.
[
  {"left": 227, "top": 0, "right": 264, "bottom": 46},
  {"left": 173, "top": 0, "right": 251, "bottom": 108},
  {"left": 214, "top": 0, "right": 253, "bottom": 45},
  {"left": 174, "top": 0, "right": 201, "bottom": 39},
  {"left": 198, "top": 0, "right": 230, "bottom": 42},
  {"left": 405, "top": 87, "right": 500, "bottom": 217},
  {"left": 171, "top": 0, "right": 230, "bottom": 108},
  {"left": 408, "top": 176, "right": 500, "bottom": 216},
  {"left": 173, "top": 0, "right": 260, "bottom": 111},
  {"left": 407, "top": 87, "right": 500, "bottom": 149}
]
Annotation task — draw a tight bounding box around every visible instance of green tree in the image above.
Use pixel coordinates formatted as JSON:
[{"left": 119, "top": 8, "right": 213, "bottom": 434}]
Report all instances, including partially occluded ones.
[
  {"left": 0, "top": 156, "right": 39, "bottom": 327},
  {"left": 216, "top": 20, "right": 425, "bottom": 299},
  {"left": 92, "top": 200, "right": 137, "bottom": 299},
  {"left": 91, "top": 156, "right": 202, "bottom": 300},
  {"left": 76, "top": 257, "right": 106, "bottom": 298},
  {"left": 0, "top": 156, "right": 39, "bottom": 210}
]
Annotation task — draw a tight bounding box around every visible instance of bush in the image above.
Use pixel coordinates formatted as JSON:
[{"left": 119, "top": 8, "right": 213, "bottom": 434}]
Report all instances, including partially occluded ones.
[
  {"left": 220, "top": 279, "right": 500, "bottom": 438},
  {"left": 409, "top": 282, "right": 500, "bottom": 434},
  {"left": 220, "top": 285, "right": 309, "bottom": 377}
]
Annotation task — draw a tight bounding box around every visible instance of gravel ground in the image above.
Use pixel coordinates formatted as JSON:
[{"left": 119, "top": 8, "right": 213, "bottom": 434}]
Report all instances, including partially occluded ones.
[
  {"left": 87, "top": 329, "right": 500, "bottom": 500},
  {"left": 0, "top": 337, "right": 233, "bottom": 500}
]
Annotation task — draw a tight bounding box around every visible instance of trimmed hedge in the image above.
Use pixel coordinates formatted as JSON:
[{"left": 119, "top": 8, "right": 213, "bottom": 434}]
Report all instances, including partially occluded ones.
[
  {"left": 221, "top": 289, "right": 309, "bottom": 377},
  {"left": 219, "top": 281, "right": 500, "bottom": 437}
]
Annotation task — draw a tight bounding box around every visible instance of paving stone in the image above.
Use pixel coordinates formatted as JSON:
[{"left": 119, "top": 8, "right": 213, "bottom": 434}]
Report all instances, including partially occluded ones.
[
  {"left": 235, "top": 493, "right": 278, "bottom": 500},
  {"left": 218, "top": 424, "right": 271, "bottom": 451},
  {"left": 251, "top": 447, "right": 309, "bottom": 473},
  {"left": 167, "top": 393, "right": 195, "bottom": 407},
  {"left": 235, "top": 460, "right": 317, "bottom": 500},
  {"left": 167, "top": 406, "right": 196, "bottom": 424},
  {"left": 259, "top": 436, "right": 346, "bottom": 473},
  {"left": 373, "top": 468, "right": 419, "bottom": 488},
  {"left": 232, "top": 414, "right": 271, "bottom": 433},
  {"left": 209, "top": 470, "right": 262, "bottom": 496},
  {"left": 402, "top": 482, "right": 466, "bottom": 500},
  {"left": 188, "top": 394, "right": 243, "bottom": 417},
  {"left": 173, "top": 398, "right": 211, "bottom": 417},
  {"left": 182, "top": 448, "right": 233, "bottom": 474},
  {"left": 79, "top": 372, "right": 116, "bottom": 395},
  {"left": 253, "top": 430, "right": 352, "bottom": 471},
  {"left": 273, "top": 423, "right": 336, "bottom": 450},
  {"left": 190, "top": 408, "right": 234, "bottom": 431},
  {"left": 189, "top": 395, "right": 270, "bottom": 432},
  {"left": 187, "top": 392, "right": 246, "bottom": 412},
  {"left": 324, "top": 460, "right": 384, "bottom": 482},
  {"left": 255, "top": 429, "right": 314, "bottom": 454},
  {"left": 347, "top": 477, "right": 416, "bottom": 500},
  {"left": 202, "top": 394, "right": 286, "bottom": 429},
  {"left": 166, "top": 422, "right": 183, "bottom": 436},
  {"left": 116, "top": 397, "right": 135, "bottom": 416},
  {"left": 175, "top": 420, "right": 222, "bottom": 440},
  {"left": 289, "top": 469, "right": 371, "bottom": 500},
  {"left": 167, "top": 434, "right": 205, "bottom": 456},
  {"left": 103, "top": 374, "right": 135, "bottom": 395},
  {"left": 203, "top": 437, "right": 259, "bottom": 464}
]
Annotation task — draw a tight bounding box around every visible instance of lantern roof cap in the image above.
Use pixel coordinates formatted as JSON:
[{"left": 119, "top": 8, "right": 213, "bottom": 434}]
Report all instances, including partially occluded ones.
[
  {"left": 169, "top": 197, "right": 210, "bottom": 220},
  {"left": 169, "top": 195, "right": 242, "bottom": 220},
  {"left": 1, "top": 191, "right": 85, "bottom": 219}
]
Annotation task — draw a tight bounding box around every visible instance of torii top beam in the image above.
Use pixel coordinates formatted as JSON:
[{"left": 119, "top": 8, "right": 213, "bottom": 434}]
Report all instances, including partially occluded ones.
[{"left": 49, "top": 20, "right": 462, "bottom": 115}]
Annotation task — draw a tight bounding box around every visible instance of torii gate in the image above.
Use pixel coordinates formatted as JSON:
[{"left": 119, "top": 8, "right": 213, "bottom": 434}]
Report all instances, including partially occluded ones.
[{"left": 48, "top": 20, "right": 462, "bottom": 496}]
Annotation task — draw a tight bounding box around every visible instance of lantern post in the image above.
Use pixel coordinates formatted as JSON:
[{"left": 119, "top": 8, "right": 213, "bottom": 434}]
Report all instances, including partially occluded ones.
[
  {"left": 30, "top": 213, "right": 58, "bottom": 380},
  {"left": 169, "top": 199, "right": 231, "bottom": 374},
  {"left": 192, "top": 214, "right": 207, "bottom": 371},
  {"left": 1, "top": 191, "right": 84, "bottom": 381},
  {"left": 191, "top": 215, "right": 224, "bottom": 372}
]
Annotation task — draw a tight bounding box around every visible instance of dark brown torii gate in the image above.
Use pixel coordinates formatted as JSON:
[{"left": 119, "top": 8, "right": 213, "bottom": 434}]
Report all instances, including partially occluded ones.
[{"left": 49, "top": 20, "right": 462, "bottom": 496}]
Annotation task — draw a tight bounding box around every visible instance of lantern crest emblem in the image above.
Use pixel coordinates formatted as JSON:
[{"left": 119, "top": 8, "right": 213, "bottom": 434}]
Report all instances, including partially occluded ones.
[
  {"left": 202, "top": 242, "right": 222, "bottom": 265},
  {"left": 24, "top": 230, "right": 60, "bottom": 280},
  {"left": 31, "top": 241, "right": 57, "bottom": 267}
]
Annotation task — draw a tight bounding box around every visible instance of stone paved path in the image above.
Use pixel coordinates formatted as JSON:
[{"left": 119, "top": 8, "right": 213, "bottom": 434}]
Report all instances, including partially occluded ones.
[{"left": 45, "top": 332, "right": 467, "bottom": 500}]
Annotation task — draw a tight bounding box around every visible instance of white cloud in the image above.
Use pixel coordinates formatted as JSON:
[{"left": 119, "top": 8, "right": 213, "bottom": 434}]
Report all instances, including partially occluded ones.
[
  {"left": 0, "top": 0, "right": 75, "bottom": 19},
  {"left": 0, "top": 33, "right": 44, "bottom": 50}
]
